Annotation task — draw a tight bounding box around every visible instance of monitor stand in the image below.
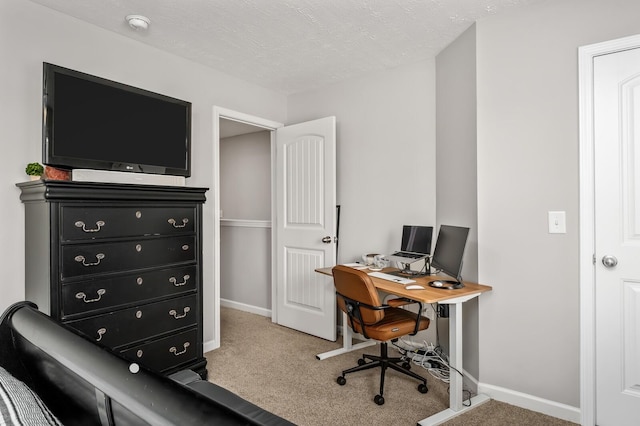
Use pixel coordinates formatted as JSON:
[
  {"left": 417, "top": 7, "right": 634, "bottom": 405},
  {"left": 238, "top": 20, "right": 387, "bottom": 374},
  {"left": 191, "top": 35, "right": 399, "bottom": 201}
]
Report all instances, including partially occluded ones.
[{"left": 396, "top": 260, "right": 430, "bottom": 278}]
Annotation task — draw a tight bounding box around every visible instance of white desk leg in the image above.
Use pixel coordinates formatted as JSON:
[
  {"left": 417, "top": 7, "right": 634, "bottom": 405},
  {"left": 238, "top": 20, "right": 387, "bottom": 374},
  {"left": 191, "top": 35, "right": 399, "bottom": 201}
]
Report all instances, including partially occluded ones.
[
  {"left": 316, "top": 312, "right": 376, "bottom": 360},
  {"left": 418, "top": 301, "right": 490, "bottom": 425},
  {"left": 450, "top": 302, "right": 463, "bottom": 410}
]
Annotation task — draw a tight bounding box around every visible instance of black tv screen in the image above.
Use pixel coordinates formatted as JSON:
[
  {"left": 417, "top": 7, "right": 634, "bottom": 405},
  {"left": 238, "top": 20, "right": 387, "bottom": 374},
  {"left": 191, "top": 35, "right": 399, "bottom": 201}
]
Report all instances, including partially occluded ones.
[{"left": 43, "top": 63, "right": 191, "bottom": 177}]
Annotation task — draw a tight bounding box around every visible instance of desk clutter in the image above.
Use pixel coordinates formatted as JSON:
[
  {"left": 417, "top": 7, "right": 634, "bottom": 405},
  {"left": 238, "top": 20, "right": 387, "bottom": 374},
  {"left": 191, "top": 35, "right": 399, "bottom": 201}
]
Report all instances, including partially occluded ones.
[
  {"left": 360, "top": 253, "right": 390, "bottom": 271},
  {"left": 340, "top": 263, "right": 460, "bottom": 290},
  {"left": 368, "top": 271, "right": 415, "bottom": 284},
  {"left": 356, "top": 223, "right": 471, "bottom": 288}
]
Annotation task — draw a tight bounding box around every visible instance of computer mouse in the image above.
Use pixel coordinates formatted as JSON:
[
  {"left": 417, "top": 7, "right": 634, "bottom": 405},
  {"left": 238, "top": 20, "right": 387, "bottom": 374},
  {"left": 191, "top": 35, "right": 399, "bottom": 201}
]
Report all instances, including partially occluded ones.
[
  {"left": 430, "top": 281, "right": 444, "bottom": 287},
  {"left": 405, "top": 285, "right": 425, "bottom": 290}
]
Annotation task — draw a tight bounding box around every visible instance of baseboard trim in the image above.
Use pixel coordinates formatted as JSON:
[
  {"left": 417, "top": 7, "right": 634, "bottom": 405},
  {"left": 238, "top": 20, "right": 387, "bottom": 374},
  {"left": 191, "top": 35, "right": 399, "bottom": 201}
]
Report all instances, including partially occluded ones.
[
  {"left": 203, "top": 340, "right": 217, "bottom": 353},
  {"left": 204, "top": 300, "right": 271, "bottom": 353},
  {"left": 462, "top": 368, "right": 479, "bottom": 394},
  {"left": 220, "top": 298, "right": 272, "bottom": 318},
  {"left": 478, "top": 382, "right": 581, "bottom": 423}
]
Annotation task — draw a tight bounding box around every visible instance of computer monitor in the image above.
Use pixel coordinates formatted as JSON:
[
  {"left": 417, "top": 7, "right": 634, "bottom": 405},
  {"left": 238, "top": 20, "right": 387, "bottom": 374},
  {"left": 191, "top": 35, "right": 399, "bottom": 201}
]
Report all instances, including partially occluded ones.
[
  {"left": 430, "top": 225, "right": 470, "bottom": 289},
  {"left": 401, "top": 225, "right": 433, "bottom": 255}
]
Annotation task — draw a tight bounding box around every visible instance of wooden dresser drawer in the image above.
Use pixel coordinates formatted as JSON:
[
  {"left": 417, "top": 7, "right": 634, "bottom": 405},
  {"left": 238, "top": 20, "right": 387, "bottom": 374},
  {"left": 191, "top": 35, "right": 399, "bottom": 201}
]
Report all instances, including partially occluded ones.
[
  {"left": 121, "top": 328, "right": 198, "bottom": 373},
  {"left": 61, "top": 235, "right": 196, "bottom": 278},
  {"left": 61, "top": 206, "right": 195, "bottom": 241},
  {"left": 65, "top": 294, "right": 197, "bottom": 348},
  {"left": 61, "top": 265, "right": 197, "bottom": 318}
]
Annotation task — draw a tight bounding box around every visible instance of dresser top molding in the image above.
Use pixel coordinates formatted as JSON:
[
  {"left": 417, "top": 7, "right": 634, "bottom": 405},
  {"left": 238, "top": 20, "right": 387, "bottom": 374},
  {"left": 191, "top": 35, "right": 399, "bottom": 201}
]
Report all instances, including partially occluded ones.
[{"left": 17, "top": 180, "right": 208, "bottom": 203}]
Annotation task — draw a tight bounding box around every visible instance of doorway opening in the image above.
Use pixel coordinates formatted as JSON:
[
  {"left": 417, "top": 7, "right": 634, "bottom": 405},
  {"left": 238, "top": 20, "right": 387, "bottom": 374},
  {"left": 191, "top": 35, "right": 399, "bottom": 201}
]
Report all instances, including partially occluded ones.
[
  {"left": 210, "top": 107, "right": 282, "bottom": 352},
  {"left": 219, "top": 119, "right": 272, "bottom": 315}
]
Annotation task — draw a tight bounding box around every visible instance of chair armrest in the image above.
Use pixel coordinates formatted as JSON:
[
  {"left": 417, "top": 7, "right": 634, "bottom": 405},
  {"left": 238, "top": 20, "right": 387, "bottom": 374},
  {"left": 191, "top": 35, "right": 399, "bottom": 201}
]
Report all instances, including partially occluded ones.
[
  {"left": 387, "top": 298, "right": 426, "bottom": 335},
  {"left": 387, "top": 298, "right": 414, "bottom": 308}
]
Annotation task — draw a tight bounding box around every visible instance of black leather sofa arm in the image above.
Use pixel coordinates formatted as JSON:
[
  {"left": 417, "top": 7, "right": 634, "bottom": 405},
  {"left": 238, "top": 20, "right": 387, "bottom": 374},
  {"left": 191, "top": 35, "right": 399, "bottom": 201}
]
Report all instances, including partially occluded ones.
[{"left": 0, "top": 302, "right": 294, "bottom": 426}]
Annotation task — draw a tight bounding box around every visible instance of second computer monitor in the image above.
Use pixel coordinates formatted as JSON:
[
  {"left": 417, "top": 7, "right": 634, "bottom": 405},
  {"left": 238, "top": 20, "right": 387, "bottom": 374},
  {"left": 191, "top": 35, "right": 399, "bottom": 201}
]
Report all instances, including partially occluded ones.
[{"left": 431, "top": 225, "right": 470, "bottom": 285}]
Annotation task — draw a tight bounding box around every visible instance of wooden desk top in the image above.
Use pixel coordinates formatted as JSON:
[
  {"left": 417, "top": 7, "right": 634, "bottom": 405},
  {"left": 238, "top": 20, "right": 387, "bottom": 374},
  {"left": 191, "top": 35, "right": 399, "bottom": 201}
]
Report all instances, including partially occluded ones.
[{"left": 315, "top": 266, "right": 492, "bottom": 304}]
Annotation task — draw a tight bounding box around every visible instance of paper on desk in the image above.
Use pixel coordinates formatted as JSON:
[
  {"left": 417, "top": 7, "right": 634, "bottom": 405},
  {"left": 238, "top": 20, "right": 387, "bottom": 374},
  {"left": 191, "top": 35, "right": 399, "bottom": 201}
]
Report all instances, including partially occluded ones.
[{"left": 342, "top": 263, "right": 369, "bottom": 270}]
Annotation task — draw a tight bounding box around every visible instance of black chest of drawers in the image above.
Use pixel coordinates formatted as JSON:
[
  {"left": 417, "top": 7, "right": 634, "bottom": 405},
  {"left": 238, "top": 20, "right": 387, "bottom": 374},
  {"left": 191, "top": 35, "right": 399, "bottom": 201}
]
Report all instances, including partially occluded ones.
[{"left": 17, "top": 180, "right": 208, "bottom": 378}]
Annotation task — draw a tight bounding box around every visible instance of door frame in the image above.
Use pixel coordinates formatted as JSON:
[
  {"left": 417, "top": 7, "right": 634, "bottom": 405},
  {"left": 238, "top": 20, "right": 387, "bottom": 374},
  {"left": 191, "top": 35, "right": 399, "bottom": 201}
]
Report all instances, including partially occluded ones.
[
  {"left": 578, "top": 33, "right": 640, "bottom": 426},
  {"left": 209, "top": 106, "right": 283, "bottom": 352}
]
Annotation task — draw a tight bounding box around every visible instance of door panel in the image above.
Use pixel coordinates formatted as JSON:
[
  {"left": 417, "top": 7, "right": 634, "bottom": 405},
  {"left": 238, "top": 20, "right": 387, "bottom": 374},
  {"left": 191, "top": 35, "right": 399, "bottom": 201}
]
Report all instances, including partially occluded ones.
[
  {"left": 594, "top": 47, "right": 640, "bottom": 425},
  {"left": 275, "top": 117, "right": 336, "bottom": 341}
]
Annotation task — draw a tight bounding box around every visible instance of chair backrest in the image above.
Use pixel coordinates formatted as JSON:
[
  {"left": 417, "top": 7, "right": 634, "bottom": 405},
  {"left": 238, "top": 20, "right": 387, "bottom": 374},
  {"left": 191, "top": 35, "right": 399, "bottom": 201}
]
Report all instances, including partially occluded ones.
[{"left": 332, "top": 265, "right": 384, "bottom": 325}]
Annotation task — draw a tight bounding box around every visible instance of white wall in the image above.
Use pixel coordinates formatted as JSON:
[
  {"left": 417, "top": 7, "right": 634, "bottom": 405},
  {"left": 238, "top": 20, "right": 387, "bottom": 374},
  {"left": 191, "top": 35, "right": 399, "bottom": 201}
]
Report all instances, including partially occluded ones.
[
  {"left": 476, "top": 0, "right": 640, "bottom": 410},
  {"left": 287, "top": 61, "right": 437, "bottom": 265},
  {"left": 0, "top": 0, "right": 287, "bottom": 347},
  {"left": 220, "top": 224, "right": 272, "bottom": 311},
  {"left": 220, "top": 131, "right": 271, "bottom": 220},
  {"left": 435, "top": 24, "right": 479, "bottom": 379}
]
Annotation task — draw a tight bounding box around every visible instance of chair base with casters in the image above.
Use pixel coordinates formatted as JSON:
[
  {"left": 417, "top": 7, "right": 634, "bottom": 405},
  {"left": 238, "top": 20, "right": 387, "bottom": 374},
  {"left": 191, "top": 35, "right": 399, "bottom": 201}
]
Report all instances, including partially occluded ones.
[
  {"left": 337, "top": 340, "right": 428, "bottom": 405},
  {"left": 331, "top": 265, "right": 431, "bottom": 406}
]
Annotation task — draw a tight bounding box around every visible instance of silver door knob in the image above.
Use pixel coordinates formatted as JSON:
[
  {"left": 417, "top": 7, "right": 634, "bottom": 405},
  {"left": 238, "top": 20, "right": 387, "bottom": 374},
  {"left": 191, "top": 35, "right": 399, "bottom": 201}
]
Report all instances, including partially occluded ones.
[
  {"left": 602, "top": 255, "right": 618, "bottom": 268},
  {"left": 321, "top": 236, "right": 332, "bottom": 243}
]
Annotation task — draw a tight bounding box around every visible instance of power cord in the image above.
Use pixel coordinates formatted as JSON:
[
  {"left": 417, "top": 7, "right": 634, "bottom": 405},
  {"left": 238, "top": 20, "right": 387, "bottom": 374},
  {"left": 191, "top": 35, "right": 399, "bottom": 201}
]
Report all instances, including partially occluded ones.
[{"left": 393, "top": 337, "right": 474, "bottom": 407}]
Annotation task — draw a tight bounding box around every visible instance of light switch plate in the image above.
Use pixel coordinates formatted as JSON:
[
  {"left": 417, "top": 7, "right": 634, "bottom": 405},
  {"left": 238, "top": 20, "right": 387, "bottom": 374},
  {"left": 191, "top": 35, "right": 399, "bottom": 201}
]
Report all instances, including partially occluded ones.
[{"left": 548, "top": 211, "right": 566, "bottom": 234}]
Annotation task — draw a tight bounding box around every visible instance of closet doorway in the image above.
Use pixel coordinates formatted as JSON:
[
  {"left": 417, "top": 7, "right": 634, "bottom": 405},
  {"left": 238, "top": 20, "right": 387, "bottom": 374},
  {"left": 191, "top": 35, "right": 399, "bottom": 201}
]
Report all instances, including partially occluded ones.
[
  {"left": 213, "top": 108, "right": 282, "bottom": 352},
  {"left": 212, "top": 107, "right": 338, "bottom": 351},
  {"left": 219, "top": 118, "right": 272, "bottom": 315}
]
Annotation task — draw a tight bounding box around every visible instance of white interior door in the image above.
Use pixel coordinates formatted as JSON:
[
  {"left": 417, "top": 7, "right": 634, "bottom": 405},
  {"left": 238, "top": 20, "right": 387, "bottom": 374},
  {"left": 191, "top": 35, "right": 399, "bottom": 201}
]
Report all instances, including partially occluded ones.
[
  {"left": 594, "top": 46, "right": 640, "bottom": 425},
  {"left": 275, "top": 117, "right": 337, "bottom": 341}
]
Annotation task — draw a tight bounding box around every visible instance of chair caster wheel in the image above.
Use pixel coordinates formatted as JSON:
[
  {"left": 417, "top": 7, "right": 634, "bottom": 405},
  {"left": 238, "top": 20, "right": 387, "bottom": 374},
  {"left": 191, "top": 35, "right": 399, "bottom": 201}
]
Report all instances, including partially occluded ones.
[
  {"left": 337, "top": 376, "right": 346, "bottom": 386},
  {"left": 418, "top": 383, "right": 428, "bottom": 394},
  {"left": 402, "top": 362, "right": 411, "bottom": 370},
  {"left": 357, "top": 358, "right": 366, "bottom": 366},
  {"left": 374, "top": 395, "right": 385, "bottom": 405}
]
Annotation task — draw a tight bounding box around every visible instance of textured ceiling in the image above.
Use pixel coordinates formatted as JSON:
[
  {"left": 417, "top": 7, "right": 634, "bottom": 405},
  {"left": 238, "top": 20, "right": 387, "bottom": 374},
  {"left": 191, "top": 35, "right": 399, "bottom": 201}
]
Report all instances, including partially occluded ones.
[{"left": 27, "top": 0, "right": 543, "bottom": 94}]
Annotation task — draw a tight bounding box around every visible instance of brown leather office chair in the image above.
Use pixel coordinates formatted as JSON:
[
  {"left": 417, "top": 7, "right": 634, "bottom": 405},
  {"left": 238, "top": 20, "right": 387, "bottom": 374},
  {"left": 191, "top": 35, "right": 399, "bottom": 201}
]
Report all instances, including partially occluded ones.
[{"left": 332, "top": 265, "right": 430, "bottom": 405}]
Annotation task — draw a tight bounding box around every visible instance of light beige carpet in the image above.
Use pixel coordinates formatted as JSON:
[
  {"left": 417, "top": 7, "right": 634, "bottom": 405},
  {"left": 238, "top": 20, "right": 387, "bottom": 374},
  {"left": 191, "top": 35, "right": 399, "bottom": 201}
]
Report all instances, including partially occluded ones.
[{"left": 205, "top": 307, "right": 576, "bottom": 426}]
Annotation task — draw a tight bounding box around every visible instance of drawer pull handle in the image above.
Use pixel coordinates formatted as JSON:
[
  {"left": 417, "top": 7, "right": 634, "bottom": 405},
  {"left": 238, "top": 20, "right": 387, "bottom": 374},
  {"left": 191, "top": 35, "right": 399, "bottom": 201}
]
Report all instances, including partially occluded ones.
[
  {"left": 169, "top": 307, "right": 191, "bottom": 319},
  {"left": 136, "top": 310, "right": 143, "bottom": 319},
  {"left": 169, "top": 275, "right": 190, "bottom": 287},
  {"left": 182, "top": 245, "right": 190, "bottom": 251},
  {"left": 168, "top": 218, "right": 189, "bottom": 228},
  {"left": 75, "top": 220, "right": 105, "bottom": 233},
  {"left": 135, "top": 244, "right": 142, "bottom": 252},
  {"left": 136, "top": 350, "right": 143, "bottom": 358},
  {"left": 169, "top": 342, "right": 190, "bottom": 356},
  {"left": 75, "top": 253, "right": 105, "bottom": 267},
  {"left": 96, "top": 327, "right": 107, "bottom": 342},
  {"left": 75, "top": 289, "right": 106, "bottom": 303}
]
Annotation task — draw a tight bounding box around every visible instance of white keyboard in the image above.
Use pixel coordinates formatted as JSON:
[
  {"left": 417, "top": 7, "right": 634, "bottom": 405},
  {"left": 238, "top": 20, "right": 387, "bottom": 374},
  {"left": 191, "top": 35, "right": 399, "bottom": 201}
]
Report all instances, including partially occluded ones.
[{"left": 368, "top": 271, "right": 415, "bottom": 285}]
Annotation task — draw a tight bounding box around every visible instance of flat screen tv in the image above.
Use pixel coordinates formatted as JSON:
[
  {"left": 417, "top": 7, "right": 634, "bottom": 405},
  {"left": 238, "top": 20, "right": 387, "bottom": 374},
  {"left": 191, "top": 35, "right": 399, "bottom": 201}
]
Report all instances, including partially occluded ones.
[{"left": 42, "top": 63, "right": 191, "bottom": 177}]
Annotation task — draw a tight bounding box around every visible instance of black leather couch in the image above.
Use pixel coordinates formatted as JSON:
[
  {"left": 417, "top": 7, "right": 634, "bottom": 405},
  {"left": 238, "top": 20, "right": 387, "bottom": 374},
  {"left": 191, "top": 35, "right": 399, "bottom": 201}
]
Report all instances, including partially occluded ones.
[{"left": 0, "top": 302, "right": 294, "bottom": 426}]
